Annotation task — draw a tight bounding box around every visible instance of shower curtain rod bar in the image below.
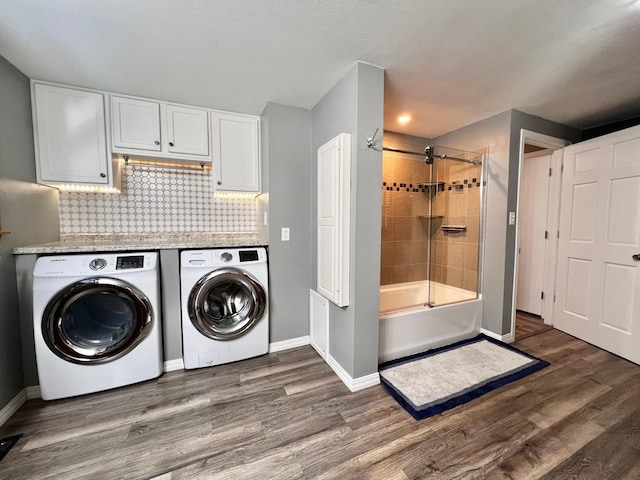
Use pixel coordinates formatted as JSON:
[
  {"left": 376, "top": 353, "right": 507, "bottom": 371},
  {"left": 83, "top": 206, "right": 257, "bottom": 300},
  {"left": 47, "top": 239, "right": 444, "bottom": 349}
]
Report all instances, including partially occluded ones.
[
  {"left": 382, "top": 146, "right": 480, "bottom": 165},
  {"left": 437, "top": 154, "right": 482, "bottom": 165},
  {"left": 382, "top": 146, "right": 426, "bottom": 157}
]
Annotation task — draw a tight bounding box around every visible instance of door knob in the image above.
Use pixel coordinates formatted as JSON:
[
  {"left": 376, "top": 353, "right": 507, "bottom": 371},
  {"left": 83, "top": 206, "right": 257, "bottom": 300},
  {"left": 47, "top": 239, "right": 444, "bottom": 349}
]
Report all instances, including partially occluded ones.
[
  {"left": 154, "top": 140, "right": 160, "bottom": 145},
  {"left": 633, "top": 254, "right": 640, "bottom": 262},
  {"left": 169, "top": 142, "right": 174, "bottom": 147},
  {"left": 100, "top": 173, "right": 106, "bottom": 178}
]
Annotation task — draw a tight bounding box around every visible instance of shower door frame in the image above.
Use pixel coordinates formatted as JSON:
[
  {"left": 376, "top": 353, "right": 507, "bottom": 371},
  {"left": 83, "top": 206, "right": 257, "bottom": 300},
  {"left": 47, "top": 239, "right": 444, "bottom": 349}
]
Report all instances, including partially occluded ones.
[{"left": 426, "top": 147, "right": 487, "bottom": 308}]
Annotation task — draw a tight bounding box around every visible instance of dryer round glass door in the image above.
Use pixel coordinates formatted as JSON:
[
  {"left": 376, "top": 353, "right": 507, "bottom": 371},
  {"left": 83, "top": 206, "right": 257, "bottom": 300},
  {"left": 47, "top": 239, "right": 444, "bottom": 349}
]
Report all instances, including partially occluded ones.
[
  {"left": 188, "top": 267, "right": 267, "bottom": 341},
  {"left": 42, "top": 278, "right": 154, "bottom": 364}
]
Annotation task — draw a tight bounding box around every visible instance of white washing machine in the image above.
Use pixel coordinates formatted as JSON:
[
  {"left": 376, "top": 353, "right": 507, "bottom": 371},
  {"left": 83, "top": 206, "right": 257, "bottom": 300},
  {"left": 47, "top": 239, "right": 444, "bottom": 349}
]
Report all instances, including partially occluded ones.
[
  {"left": 32, "top": 252, "right": 163, "bottom": 400},
  {"left": 180, "top": 247, "right": 269, "bottom": 369}
]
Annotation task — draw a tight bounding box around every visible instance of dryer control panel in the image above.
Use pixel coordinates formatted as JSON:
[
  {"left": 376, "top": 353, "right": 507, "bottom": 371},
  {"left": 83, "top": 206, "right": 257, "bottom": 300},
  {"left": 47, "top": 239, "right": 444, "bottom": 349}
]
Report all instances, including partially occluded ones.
[{"left": 182, "top": 248, "right": 267, "bottom": 268}]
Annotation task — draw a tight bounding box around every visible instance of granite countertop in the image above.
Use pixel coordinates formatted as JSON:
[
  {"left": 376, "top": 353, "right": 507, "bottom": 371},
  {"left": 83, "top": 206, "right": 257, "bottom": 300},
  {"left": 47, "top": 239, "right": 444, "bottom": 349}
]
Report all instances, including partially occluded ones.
[{"left": 12, "top": 232, "right": 267, "bottom": 254}]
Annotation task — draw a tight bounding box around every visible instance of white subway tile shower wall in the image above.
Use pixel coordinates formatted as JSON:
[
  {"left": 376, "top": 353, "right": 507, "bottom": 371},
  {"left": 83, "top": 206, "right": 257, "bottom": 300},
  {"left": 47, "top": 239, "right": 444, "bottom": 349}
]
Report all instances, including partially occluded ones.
[{"left": 59, "top": 164, "right": 257, "bottom": 235}]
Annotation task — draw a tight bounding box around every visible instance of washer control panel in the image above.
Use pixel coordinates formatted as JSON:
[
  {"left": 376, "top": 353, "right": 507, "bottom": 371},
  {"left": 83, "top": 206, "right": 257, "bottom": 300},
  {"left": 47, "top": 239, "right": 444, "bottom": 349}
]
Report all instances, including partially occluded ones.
[
  {"left": 213, "top": 248, "right": 266, "bottom": 265},
  {"left": 181, "top": 248, "right": 267, "bottom": 268},
  {"left": 33, "top": 252, "right": 158, "bottom": 277}
]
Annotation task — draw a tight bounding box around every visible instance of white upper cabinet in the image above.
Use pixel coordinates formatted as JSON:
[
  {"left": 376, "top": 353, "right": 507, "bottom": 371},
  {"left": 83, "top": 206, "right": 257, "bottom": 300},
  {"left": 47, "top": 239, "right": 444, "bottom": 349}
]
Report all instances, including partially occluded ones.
[
  {"left": 32, "top": 83, "right": 113, "bottom": 186},
  {"left": 111, "top": 96, "right": 161, "bottom": 152},
  {"left": 111, "top": 96, "right": 210, "bottom": 161},
  {"left": 211, "top": 111, "right": 260, "bottom": 193},
  {"left": 31, "top": 82, "right": 261, "bottom": 192},
  {"left": 166, "top": 105, "right": 209, "bottom": 157}
]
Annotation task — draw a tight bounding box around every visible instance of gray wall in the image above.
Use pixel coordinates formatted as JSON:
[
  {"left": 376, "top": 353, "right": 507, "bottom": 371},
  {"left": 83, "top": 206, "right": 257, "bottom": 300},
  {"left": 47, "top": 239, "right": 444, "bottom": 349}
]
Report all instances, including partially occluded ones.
[
  {"left": 383, "top": 131, "right": 432, "bottom": 150},
  {"left": 160, "top": 249, "right": 182, "bottom": 361},
  {"left": 16, "top": 254, "right": 39, "bottom": 387},
  {"left": 311, "top": 62, "right": 384, "bottom": 378},
  {"left": 0, "top": 56, "right": 60, "bottom": 405},
  {"left": 434, "top": 109, "right": 581, "bottom": 335},
  {"left": 261, "top": 103, "right": 312, "bottom": 342},
  {"left": 311, "top": 64, "right": 358, "bottom": 373},
  {"left": 352, "top": 63, "right": 384, "bottom": 377}
]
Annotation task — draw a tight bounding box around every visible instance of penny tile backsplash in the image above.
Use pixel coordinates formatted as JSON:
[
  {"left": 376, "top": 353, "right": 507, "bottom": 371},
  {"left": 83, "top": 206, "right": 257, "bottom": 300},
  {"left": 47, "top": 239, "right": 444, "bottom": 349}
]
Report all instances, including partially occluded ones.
[{"left": 59, "top": 164, "right": 257, "bottom": 236}]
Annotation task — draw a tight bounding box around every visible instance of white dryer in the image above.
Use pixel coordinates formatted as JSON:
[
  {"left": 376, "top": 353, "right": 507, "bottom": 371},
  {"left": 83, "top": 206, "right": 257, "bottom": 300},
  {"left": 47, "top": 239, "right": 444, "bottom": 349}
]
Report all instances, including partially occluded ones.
[
  {"left": 32, "top": 252, "right": 163, "bottom": 400},
  {"left": 180, "top": 248, "right": 269, "bottom": 369}
]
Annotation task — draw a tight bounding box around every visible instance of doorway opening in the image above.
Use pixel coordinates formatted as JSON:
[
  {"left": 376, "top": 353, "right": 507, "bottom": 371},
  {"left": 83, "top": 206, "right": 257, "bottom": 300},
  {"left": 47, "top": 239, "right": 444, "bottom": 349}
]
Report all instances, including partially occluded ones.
[{"left": 511, "top": 130, "right": 571, "bottom": 341}]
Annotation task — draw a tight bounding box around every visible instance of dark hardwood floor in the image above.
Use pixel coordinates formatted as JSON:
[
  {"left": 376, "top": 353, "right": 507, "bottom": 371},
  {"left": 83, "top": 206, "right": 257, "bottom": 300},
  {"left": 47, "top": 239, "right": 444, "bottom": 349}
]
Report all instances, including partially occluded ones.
[
  {"left": 515, "top": 310, "right": 553, "bottom": 340},
  {"left": 2, "top": 329, "right": 640, "bottom": 479}
]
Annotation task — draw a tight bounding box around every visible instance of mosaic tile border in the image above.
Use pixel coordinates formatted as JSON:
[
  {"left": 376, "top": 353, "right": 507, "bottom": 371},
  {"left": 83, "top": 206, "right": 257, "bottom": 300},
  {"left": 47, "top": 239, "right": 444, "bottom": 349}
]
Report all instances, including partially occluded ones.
[{"left": 382, "top": 178, "right": 486, "bottom": 192}]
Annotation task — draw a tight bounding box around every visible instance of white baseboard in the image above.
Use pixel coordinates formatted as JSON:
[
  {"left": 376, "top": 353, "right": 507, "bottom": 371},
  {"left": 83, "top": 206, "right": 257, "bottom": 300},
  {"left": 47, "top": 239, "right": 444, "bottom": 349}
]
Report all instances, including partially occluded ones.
[
  {"left": 26, "top": 385, "right": 41, "bottom": 399},
  {"left": 326, "top": 354, "right": 380, "bottom": 392},
  {"left": 481, "top": 328, "right": 515, "bottom": 343},
  {"left": 310, "top": 341, "right": 326, "bottom": 361},
  {"left": 163, "top": 358, "right": 185, "bottom": 372},
  {"left": 0, "top": 389, "right": 27, "bottom": 427},
  {"left": 268, "top": 336, "right": 310, "bottom": 353}
]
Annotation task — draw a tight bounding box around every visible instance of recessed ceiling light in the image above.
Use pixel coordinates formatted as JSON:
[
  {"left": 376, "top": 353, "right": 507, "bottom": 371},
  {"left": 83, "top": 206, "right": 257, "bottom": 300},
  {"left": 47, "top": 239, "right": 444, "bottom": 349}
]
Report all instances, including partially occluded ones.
[{"left": 398, "top": 115, "right": 411, "bottom": 124}]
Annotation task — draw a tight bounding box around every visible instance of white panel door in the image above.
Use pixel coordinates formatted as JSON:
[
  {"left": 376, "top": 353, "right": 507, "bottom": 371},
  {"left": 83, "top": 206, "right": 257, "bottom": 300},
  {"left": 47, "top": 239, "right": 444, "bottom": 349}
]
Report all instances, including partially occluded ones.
[
  {"left": 517, "top": 153, "right": 551, "bottom": 315},
  {"left": 317, "top": 133, "right": 351, "bottom": 307},
  {"left": 111, "top": 96, "right": 161, "bottom": 152},
  {"left": 555, "top": 125, "right": 640, "bottom": 364},
  {"left": 166, "top": 105, "right": 209, "bottom": 156}
]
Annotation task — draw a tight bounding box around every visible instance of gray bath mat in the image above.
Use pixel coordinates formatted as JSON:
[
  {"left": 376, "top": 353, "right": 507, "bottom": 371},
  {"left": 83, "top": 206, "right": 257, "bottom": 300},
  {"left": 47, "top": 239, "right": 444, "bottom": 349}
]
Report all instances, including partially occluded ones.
[{"left": 379, "top": 334, "right": 549, "bottom": 420}]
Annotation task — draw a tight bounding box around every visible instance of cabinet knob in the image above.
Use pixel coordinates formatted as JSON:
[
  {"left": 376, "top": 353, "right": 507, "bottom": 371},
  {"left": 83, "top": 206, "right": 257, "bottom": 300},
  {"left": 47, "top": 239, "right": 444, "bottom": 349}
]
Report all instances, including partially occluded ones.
[
  {"left": 169, "top": 142, "right": 174, "bottom": 147},
  {"left": 100, "top": 173, "right": 106, "bottom": 178},
  {"left": 154, "top": 140, "right": 160, "bottom": 145},
  {"left": 217, "top": 181, "right": 222, "bottom": 185}
]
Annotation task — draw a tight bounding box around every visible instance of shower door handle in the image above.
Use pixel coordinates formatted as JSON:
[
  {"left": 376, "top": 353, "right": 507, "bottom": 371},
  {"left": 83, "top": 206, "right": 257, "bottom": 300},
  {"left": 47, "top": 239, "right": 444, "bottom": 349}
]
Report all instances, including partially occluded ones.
[{"left": 633, "top": 254, "right": 640, "bottom": 262}]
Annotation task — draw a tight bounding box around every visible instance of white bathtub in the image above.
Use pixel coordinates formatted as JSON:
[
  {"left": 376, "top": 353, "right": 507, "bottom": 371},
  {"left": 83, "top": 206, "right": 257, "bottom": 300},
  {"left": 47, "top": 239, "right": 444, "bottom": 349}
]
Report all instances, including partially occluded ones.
[{"left": 379, "top": 280, "right": 481, "bottom": 363}]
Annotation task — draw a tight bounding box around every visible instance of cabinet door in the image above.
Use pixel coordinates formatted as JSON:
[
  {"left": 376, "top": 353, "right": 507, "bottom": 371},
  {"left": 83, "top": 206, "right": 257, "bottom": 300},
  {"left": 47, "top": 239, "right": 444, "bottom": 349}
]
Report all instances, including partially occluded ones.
[
  {"left": 166, "top": 105, "right": 209, "bottom": 156},
  {"left": 211, "top": 112, "right": 260, "bottom": 192},
  {"left": 33, "top": 84, "right": 110, "bottom": 185},
  {"left": 317, "top": 133, "right": 351, "bottom": 307},
  {"left": 111, "top": 96, "right": 161, "bottom": 151}
]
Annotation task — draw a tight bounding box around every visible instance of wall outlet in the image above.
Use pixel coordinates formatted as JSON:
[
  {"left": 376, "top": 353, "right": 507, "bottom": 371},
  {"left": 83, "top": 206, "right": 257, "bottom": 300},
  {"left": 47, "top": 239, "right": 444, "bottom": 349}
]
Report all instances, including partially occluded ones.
[
  {"left": 509, "top": 211, "right": 516, "bottom": 225},
  {"left": 263, "top": 211, "right": 268, "bottom": 226},
  {"left": 281, "top": 227, "right": 290, "bottom": 241}
]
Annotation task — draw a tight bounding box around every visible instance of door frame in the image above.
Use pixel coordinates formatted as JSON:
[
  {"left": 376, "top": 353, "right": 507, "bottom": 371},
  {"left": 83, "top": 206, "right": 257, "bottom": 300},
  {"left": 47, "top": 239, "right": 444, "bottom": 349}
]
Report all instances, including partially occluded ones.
[{"left": 509, "top": 129, "right": 571, "bottom": 340}]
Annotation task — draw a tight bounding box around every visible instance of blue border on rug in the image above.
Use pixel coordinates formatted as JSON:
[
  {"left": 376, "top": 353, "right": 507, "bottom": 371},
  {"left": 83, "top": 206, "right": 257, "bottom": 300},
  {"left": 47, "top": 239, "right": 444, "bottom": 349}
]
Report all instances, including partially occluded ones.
[{"left": 379, "top": 334, "right": 550, "bottom": 421}]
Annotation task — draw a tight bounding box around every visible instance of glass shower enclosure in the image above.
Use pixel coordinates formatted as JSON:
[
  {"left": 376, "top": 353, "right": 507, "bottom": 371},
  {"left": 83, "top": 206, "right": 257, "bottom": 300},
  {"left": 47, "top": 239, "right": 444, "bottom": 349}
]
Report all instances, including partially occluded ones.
[{"left": 380, "top": 143, "right": 486, "bottom": 312}]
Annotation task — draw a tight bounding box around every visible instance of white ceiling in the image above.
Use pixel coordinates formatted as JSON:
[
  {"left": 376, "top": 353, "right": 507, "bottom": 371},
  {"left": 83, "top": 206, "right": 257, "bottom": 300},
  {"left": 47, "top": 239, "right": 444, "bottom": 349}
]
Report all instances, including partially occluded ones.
[{"left": 1, "top": 0, "right": 639, "bottom": 138}]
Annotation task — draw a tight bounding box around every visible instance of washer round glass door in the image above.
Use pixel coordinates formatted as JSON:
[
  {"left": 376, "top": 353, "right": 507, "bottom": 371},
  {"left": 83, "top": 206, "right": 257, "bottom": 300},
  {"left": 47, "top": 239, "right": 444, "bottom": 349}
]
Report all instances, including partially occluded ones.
[
  {"left": 188, "top": 268, "right": 267, "bottom": 341},
  {"left": 42, "top": 278, "right": 154, "bottom": 364}
]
